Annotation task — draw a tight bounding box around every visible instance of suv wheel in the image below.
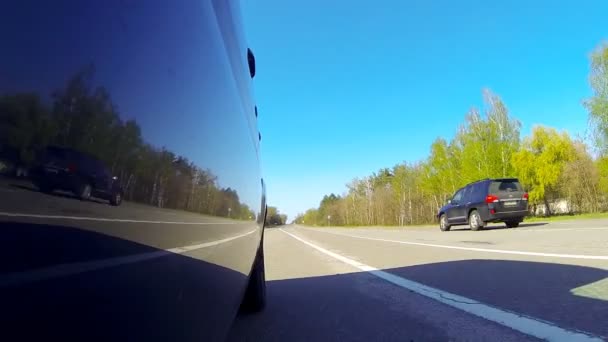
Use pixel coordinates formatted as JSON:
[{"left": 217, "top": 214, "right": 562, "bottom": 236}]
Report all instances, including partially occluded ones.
[
  {"left": 439, "top": 214, "right": 451, "bottom": 231},
  {"left": 505, "top": 221, "right": 520, "bottom": 228},
  {"left": 110, "top": 191, "right": 122, "bottom": 206},
  {"left": 240, "top": 244, "right": 266, "bottom": 313},
  {"left": 469, "top": 210, "right": 484, "bottom": 231},
  {"left": 78, "top": 183, "right": 92, "bottom": 201}
]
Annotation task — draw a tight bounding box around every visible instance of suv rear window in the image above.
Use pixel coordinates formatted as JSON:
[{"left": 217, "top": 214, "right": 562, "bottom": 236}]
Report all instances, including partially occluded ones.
[{"left": 489, "top": 180, "right": 523, "bottom": 193}]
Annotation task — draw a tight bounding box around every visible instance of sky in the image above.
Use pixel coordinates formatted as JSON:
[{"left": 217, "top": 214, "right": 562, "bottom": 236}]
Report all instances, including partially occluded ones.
[{"left": 241, "top": 0, "right": 608, "bottom": 220}]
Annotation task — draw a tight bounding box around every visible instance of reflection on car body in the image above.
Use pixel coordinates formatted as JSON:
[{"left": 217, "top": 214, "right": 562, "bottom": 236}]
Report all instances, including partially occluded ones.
[
  {"left": 0, "top": 1, "right": 266, "bottom": 341},
  {"left": 30, "top": 146, "right": 124, "bottom": 205}
]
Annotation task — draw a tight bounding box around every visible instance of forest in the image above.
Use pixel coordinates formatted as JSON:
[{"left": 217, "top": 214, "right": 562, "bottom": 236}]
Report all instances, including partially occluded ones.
[
  {"left": 0, "top": 66, "right": 258, "bottom": 222},
  {"left": 295, "top": 41, "right": 608, "bottom": 227}
]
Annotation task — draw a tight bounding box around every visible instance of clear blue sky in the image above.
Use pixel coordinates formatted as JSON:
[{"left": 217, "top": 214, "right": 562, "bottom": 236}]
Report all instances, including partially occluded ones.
[{"left": 242, "top": 0, "right": 608, "bottom": 220}]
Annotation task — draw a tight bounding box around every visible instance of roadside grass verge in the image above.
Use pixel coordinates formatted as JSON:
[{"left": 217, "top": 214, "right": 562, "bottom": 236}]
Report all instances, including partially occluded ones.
[{"left": 524, "top": 212, "right": 608, "bottom": 223}]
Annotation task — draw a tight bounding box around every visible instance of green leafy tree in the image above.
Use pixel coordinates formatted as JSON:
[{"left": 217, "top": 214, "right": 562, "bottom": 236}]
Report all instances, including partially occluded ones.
[
  {"left": 423, "top": 138, "right": 461, "bottom": 206},
  {"left": 319, "top": 193, "right": 344, "bottom": 226},
  {"left": 455, "top": 89, "right": 520, "bottom": 183},
  {"left": 265, "top": 206, "right": 287, "bottom": 226},
  {"left": 586, "top": 41, "right": 608, "bottom": 150},
  {"left": 302, "top": 208, "right": 320, "bottom": 226},
  {"left": 512, "top": 126, "right": 576, "bottom": 215},
  {"left": 560, "top": 142, "right": 601, "bottom": 213},
  {"left": 596, "top": 157, "right": 608, "bottom": 199}
]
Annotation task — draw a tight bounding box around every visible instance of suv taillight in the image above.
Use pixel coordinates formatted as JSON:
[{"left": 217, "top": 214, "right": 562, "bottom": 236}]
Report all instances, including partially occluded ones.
[
  {"left": 523, "top": 193, "right": 529, "bottom": 200},
  {"left": 67, "top": 164, "right": 77, "bottom": 172},
  {"left": 485, "top": 194, "right": 499, "bottom": 204}
]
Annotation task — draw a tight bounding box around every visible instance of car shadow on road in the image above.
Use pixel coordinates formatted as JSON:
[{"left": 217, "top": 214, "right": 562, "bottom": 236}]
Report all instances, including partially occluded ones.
[
  {"left": 519, "top": 222, "right": 549, "bottom": 228},
  {"left": 229, "top": 259, "right": 608, "bottom": 341},
  {"left": 0, "top": 220, "right": 250, "bottom": 342},
  {"left": 449, "top": 222, "right": 548, "bottom": 232},
  {"left": 9, "top": 182, "right": 107, "bottom": 204}
]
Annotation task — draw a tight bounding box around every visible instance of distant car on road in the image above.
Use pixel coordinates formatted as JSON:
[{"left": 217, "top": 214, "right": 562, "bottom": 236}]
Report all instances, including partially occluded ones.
[
  {"left": 438, "top": 178, "right": 528, "bottom": 231},
  {"left": 30, "top": 146, "right": 124, "bottom": 206}
]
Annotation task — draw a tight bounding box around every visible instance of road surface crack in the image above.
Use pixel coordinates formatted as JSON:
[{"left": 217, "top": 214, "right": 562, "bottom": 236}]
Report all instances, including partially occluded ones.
[{"left": 437, "top": 292, "right": 479, "bottom": 305}]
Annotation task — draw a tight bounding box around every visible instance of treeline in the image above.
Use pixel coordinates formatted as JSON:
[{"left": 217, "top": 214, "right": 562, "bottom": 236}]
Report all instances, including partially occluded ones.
[
  {"left": 0, "top": 67, "right": 256, "bottom": 220},
  {"left": 295, "top": 41, "right": 608, "bottom": 227},
  {"left": 265, "top": 206, "right": 288, "bottom": 226}
]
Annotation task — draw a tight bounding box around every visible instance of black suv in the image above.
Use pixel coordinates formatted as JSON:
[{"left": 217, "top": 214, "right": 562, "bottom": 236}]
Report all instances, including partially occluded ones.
[
  {"left": 437, "top": 178, "right": 528, "bottom": 231},
  {"left": 30, "top": 146, "right": 123, "bottom": 206}
]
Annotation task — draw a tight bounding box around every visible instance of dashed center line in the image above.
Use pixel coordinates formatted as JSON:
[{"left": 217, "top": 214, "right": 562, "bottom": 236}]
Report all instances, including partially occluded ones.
[{"left": 280, "top": 228, "right": 603, "bottom": 342}]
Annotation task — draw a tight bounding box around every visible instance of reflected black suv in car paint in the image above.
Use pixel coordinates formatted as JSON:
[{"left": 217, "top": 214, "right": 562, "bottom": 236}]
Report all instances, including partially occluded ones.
[
  {"left": 437, "top": 178, "right": 529, "bottom": 231},
  {"left": 0, "top": 1, "right": 266, "bottom": 341},
  {"left": 31, "top": 146, "right": 124, "bottom": 206}
]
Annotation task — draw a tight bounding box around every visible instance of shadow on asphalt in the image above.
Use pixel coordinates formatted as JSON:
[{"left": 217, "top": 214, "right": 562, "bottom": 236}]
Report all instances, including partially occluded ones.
[
  {"left": 3, "top": 218, "right": 607, "bottom": 341},
  {"left": 449, "top": 222, "right": 548, "bottom": 232},
  {"left": 9, "top": 182, "right": 108, "bottom": 204},
  {"left": 518, "top": 222, "right": 549, "bottom": 227},
  {"left": 229, "top": 259, "right": 608, "bottom": 341},
  {"left": 0, "top": 220, "right": 249, "bottom": 342}
]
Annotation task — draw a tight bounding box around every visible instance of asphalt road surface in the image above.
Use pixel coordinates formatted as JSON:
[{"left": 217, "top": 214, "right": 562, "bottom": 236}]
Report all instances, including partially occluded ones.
[
  {"left": 0, "top": 178, "right": 260, "bottom": 341},
  {"left": 0, "top": 179, "right": 254, "bottom": 250},
  {"left": 228, "top": 223, "right": 608, "bottom": 341},
  {"left": 1, "top": 179, "right": 607, "bottom": 341}
]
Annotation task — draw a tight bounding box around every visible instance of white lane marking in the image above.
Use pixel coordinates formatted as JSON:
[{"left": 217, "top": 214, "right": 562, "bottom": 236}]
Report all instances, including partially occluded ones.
[
  {"left": 0, "top": 212, "right": 239, "bottom": 225},
  {"left": 0, "top": 229, "right": 257, "bottom": 288},
  {"left": 306, "top": 228, "right": 608, "bottom": 260},
  {"left": 280, "top": 229, "right": 603, "bottom": 342}
]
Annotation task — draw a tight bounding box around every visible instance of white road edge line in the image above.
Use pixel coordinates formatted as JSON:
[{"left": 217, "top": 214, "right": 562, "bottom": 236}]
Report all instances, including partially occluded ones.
[
  {"left": 306, "top": 228, "right": 608, "bottom": 260},
  {"left": 0, "top": 211, "right": 239, "bottom": 225},
  {"left": 280, "top": 229, "right": 602, "bottom": 342},
  {"left": 0, "top": 230, "right": 257, "bottom": 288}
]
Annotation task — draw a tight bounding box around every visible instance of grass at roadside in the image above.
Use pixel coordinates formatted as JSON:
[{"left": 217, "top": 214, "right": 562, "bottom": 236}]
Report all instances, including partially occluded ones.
[{"left": 524, "top": 212, "right": 608, "bottom": 222}]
